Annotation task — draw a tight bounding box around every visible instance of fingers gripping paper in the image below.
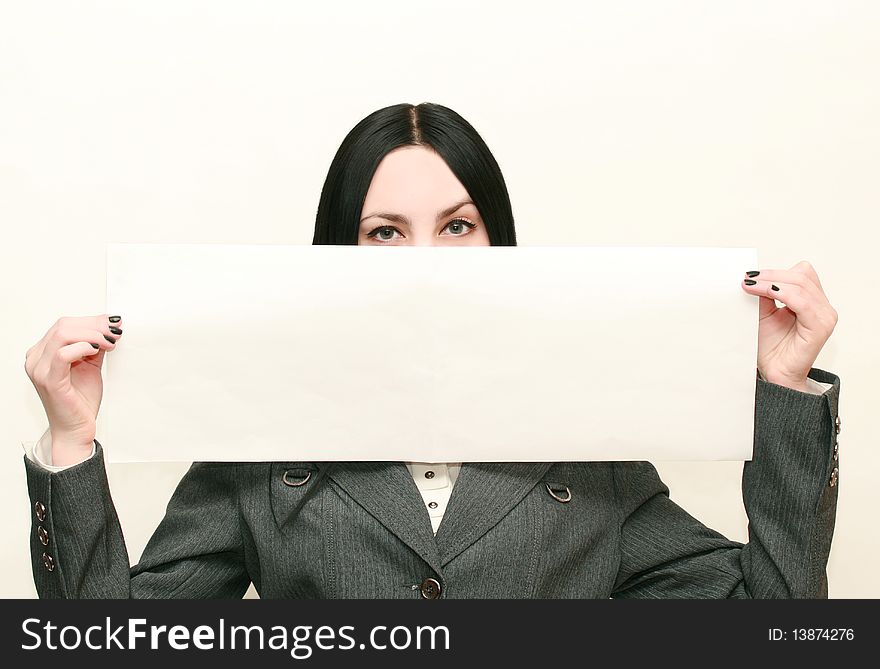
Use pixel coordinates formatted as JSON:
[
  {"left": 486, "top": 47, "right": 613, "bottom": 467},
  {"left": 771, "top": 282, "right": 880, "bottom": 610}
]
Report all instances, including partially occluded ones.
[{"left": 102, "top": 244, "right": 759, "bottom": 463}]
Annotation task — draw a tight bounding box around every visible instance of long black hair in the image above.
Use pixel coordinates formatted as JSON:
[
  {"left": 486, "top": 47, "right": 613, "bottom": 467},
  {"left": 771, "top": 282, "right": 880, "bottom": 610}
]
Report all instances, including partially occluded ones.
[{"left": 312, "top": 103, "right": 517, "bottom": 246}]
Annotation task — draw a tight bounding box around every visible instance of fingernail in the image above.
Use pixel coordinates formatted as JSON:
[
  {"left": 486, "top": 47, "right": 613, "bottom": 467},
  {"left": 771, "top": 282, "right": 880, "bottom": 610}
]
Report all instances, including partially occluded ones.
[
  {"left": 104, "top": 335, "right": 117, "bottom": 344},
  {"left": 746, "top": 271, "right": 760, "bottom": 278},
  {"left": 744, "top": 279, "right": 757, "bottom": 286},
  {"left": 109, "top": 315, "right": 122, "bottom": 323},
  {"left": 109, "top": 326, "right": 123, "bottom": 335},
  {"left": 771, "top": 284, "right": 780, "bottom": 291},
  {"left": 91, "top": 343, "right": 100, "bottom": 349}
]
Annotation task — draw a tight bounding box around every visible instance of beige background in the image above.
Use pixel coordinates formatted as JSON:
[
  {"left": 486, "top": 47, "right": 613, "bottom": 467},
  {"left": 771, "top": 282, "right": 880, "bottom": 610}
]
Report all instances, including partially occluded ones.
[{"left": 1, "top": 0, "right": 877, "bottom": 598}]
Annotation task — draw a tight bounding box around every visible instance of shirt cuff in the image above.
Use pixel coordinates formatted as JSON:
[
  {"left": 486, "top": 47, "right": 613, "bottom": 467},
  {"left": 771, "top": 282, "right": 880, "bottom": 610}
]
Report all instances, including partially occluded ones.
[
  {"left": 757, "top": 368, "right": 833, "bottom": 396},
  {"left": 804, "top": 376, "right": 833, "bottom": 396},
  {"left": 21, "top": 427, "right": 97, "bottom": 472}
]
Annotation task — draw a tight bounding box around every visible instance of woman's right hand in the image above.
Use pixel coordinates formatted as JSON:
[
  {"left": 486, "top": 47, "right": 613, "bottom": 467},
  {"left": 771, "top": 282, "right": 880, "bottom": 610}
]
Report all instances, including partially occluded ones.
[{"left": 24, "top": 315, "right": 123, "bottom": 466}]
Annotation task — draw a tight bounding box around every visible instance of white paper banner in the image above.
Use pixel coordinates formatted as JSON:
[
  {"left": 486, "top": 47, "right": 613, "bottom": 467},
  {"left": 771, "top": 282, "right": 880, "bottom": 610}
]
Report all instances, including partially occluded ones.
[{"left": 102, "top": 244, "right": 758, "bottom": 463}]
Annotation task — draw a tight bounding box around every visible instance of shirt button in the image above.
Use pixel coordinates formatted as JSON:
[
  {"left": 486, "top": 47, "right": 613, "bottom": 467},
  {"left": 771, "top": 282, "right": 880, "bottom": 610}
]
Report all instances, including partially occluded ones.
[
  {"left": 424, "top": 471, "right": 435, "bottom": 479},
  {"left": 829, "top": 467, "right": 839, "bottom": 488},
  {"left": 41, "top": 552, "right": 55, "bottom": 572},
  {"left": 428, "top": 501, "right": 438, "bottom": 509},
  {"left": 420, "top": 577, "right": 442, "bottom": 599},
  {"left": 37, "top": 526, "right": 49, "bottom": 546},
  {"left": 34, "top": 501, "right": 46, "bottom": 522}
]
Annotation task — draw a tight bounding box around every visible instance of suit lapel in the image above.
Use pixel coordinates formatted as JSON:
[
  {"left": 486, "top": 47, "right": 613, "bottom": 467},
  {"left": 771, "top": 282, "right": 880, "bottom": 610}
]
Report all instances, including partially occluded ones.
[
  {"left": 326, "top": 462, "right": 445, "bottom": 576},
  {"left": 434, "top": 462, "right": 553, "bottom": 566}
]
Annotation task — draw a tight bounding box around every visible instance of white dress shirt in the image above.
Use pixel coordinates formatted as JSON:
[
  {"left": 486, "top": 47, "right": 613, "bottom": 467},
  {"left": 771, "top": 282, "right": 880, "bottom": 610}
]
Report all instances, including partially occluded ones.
[{"left": 22, "top": 375, "right": 833, "bottom": 535}]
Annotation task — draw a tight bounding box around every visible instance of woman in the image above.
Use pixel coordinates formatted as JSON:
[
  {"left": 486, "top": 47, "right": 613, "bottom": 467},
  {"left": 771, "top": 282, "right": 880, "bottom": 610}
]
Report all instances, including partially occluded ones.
[{"left": 22, "top": 103, "right": 841, "bottom": 598}]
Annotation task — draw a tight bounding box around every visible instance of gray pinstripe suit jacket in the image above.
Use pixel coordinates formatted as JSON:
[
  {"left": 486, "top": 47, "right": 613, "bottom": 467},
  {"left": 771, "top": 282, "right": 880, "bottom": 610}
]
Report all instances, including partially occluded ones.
[{"left": 23, "top": 368, "right": 841, "bottom": 599}]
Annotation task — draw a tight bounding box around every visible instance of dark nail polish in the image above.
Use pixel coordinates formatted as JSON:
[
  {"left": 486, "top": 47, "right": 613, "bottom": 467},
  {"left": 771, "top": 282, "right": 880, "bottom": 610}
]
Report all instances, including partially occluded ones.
[
  {"left": 746, "top": 271, "right": 760, "bottom": 278},
  {"left": 109, "top": 315, "right": 122, "bottom": 323},
  {"left": 109, "top": 326, "right": 122, "bottom": 335},
  {"left": 104, "top": 335, "right": 117, "bottom": 344},
  {"left": 744, "top": 279, "right": 757, "bottom": 286},
  {"left": 91, "top": 343, "right": 100, "bottom": 349},
  {"left": 771, "top": 284, "right": 780, "bottom": 291}
]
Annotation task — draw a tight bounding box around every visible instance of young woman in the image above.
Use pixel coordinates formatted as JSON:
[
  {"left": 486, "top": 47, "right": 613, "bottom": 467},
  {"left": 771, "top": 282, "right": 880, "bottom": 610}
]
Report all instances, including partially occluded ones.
[{"left": 22, "top": 103, "right": 841, "bottom": 598}]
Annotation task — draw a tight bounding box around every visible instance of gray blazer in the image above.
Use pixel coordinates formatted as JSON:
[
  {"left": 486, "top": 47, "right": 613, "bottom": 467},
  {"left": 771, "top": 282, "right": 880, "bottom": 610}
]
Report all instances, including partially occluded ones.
[{"left": 23, "top": 368, "right": 841, "bottom": 599}]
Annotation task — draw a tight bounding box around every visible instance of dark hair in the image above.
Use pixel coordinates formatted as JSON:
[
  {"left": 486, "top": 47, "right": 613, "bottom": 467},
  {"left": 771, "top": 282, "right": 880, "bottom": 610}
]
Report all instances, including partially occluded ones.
[{"left": 312, "top": 103, "right": 517, "bottom": 246}]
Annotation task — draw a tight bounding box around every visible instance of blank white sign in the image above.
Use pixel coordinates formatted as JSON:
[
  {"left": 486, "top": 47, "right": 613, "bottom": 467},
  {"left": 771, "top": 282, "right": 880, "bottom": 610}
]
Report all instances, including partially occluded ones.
[{"left": 101, "top": 244, "right": 758, "bottom": 462}]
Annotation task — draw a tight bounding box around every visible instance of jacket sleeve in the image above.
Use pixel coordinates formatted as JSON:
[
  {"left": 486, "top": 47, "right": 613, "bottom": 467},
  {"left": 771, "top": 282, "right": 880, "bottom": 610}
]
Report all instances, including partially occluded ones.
[
  {"left": 611, "top": 367, "right": 841, "bottom": 599},
  {"left": 23, "top": 440, "right": 251, "bottom": 598}
]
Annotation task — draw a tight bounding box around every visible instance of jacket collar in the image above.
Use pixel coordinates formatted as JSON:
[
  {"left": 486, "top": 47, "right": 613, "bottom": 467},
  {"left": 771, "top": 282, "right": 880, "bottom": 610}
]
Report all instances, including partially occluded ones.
[
  {"left": 326, "top": 461, "right": 553, "bottom": 571},
  {"left": 325, "top": 461, "right": 445, "bottom": 575},
  {"left": 433, "top": 462, "right": 553, "bottom": 565}
]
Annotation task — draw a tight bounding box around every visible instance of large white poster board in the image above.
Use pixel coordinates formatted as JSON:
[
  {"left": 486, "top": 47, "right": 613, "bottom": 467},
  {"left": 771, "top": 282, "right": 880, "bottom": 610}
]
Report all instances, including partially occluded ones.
[{"left": 102, "top": 244, "right": 759, "bottom": 462}]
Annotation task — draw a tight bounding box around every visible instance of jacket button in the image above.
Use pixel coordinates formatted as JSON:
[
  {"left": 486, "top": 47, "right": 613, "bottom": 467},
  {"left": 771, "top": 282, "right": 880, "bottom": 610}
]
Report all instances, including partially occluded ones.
[
  {"left": 37, "top": 526, "right": 49, "bottom": 546},
  {"left": 833, "top": 442, "right": 839, "bottom": 462},
  {"left": 829, "top": 467, "right": 839, "bottom": 488},
  {"left": 835, "top": 415, "right": 841, "bottom": 435},
  {"left": 41, "top": 552, "right": 55, "bottom": 572},
  {"left": 34, "top": 501, "right": 46, "bottom": 522},
  {"left": 420, "top": 577, "right": 442, "bottom": 599}
]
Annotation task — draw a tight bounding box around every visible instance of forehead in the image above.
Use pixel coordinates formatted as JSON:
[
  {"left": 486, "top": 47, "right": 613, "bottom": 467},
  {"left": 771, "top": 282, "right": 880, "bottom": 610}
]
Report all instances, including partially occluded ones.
[{"left": 361, "top": 145, "right": 470, "bottom": 217}]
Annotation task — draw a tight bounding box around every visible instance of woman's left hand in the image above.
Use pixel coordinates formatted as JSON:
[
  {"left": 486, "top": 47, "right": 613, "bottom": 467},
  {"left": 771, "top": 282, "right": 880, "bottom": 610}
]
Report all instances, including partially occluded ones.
[{"left": 741, "top": 261, "right": 838, "bottom": 392}]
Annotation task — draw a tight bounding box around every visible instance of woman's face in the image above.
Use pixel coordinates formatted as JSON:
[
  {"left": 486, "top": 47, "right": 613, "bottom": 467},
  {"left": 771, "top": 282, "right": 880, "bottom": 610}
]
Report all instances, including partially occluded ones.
[{"left": 358, "top": 146, "right": 490, "bottom": 246}]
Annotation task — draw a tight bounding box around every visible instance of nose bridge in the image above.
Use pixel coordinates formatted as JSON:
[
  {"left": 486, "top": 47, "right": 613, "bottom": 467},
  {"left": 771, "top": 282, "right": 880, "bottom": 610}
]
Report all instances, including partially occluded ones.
[{"left": 409, "top": 223, "right": 440, "bottom": 246}]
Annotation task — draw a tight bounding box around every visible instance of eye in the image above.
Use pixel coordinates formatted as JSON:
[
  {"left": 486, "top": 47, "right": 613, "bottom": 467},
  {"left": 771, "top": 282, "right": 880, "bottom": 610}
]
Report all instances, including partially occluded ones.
[
  {"left": 365, "top": 225, "right": 404, "bottom": 242},
  {"left": 441, "top": 217, "right": 477, "bottom": 236}
]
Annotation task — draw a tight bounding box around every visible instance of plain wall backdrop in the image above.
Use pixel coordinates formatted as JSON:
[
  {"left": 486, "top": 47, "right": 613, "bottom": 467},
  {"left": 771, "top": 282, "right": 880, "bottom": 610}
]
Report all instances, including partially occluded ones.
[{"left": 1, "top": 0, "right": 877, "bottom": 598}]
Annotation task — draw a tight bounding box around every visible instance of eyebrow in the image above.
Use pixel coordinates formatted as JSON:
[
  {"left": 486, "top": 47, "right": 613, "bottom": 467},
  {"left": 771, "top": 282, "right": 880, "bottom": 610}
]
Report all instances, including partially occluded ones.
[{"left": 359, "top": 198, "right": 475, "bottom": 226}]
